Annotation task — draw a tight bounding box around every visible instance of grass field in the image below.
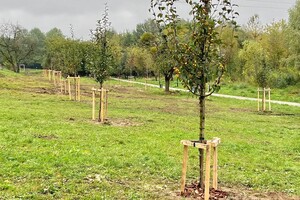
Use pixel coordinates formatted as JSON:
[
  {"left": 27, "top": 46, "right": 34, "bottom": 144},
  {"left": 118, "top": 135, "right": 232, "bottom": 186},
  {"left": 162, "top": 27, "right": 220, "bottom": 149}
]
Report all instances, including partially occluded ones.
[{"left": 0, "top": 69, "right": 299, "bottom": 199}]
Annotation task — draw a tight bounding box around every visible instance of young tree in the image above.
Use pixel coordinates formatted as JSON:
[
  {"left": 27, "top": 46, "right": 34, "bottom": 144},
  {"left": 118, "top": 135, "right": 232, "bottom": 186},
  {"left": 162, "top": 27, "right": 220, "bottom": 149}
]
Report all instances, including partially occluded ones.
[
  {"left": 44, "top": 28, "right": 65, "bottom": 70},
  {"left": 27, "top": 28, "right": 46, "bottom": 67},
  {"left": 87, "top": 4, "right": 114, "bottom": 122},
  {"left": 148, "top": 9, "right": 179, "bottom": 92},
  {"left": 62, "top": 38, "right": 84, "bottom": 76},
  {"left": 151, "top": 0, "right": 238, "bottom": 189},
  {"left": 88, "top": 4, "right": 113, "bottom": 89},
  {"left": 260, "top": 21, "right": 289, "bottom": 70},
  {"left": 288, "top": 0, "right": 300, "bottom": 66},
  {"left": 125, "top": 46, "right": 154, "bottom": 77},
  {"left": 219, "top": 25, "right": 240, "bottom": 80},
  {"left": 238, "top": 40, "right": 269, "bottom": 87},
  {"left": 245, "top": 14, "right": 263, "bottom": 41}
]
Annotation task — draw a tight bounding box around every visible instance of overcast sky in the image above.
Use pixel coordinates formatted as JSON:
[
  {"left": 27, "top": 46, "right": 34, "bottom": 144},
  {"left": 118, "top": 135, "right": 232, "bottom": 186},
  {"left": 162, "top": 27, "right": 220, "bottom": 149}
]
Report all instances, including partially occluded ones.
[{"left": 0, "top": 0, "right": 296, "bottom": 40}]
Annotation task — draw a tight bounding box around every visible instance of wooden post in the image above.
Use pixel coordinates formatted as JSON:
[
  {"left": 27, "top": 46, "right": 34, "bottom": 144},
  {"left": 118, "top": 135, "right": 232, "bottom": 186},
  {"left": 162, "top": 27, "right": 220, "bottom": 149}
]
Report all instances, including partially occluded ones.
[
  {"left": 180, "top": 139, "right": 220, "bottom": 200},
  {"left": 48, "top": 70, "right": 51, "bottom": 81},
  {"left": 180, "top": 145, "right": 189, "bottom": 194},
  {"left": 64, "top": 80, "right": 67, "bottom": 94},
  {"left": 78, "top": 76, "right": 81, "bottom": 101},
  {"left": 204, "top": 144, "right": 211, "bottom": 200},
  {"left": 92, "top": 88, "right": 95, "bottom": 120},
  {"left": 54, "top": 71, "right": 57, "bottom": 86},
  {"left": 263, "top": 88, "right": 266, "bottom": 111},
  {"left": 257, "top": 88, "right": 260, "bottom": 111},
  {"left": 268, "top": 88, "right": 271, "bottom": 111},
  {"left": 105, "top": 90, "right": 108, "bottom": 120},
  {"left": 100, "top": 89, "right": 104, "bottom": 122},
  {"left": 74, "top": 78, "right": 77, "bottom": 101},
  {"left": 60, "top": 80, "right": 63, "bottom": 93},
  {"left": 68, "top": 76, "right": 71, "bottom": 100},
  {"left": 213, "top": 146, "right": 218, "bottom": 189},
  {"left": 59, "top": 72, "right": 62, "bottom": 85},
  {"left": 52, "top": 70, "right": 55, "bottom": 82}
]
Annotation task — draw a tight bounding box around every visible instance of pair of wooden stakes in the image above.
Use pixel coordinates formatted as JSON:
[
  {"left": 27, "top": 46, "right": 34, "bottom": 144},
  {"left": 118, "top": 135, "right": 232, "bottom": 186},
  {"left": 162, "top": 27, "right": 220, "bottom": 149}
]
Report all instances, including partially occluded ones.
[
  {"left": 43, "top": 70, "right": 81, "bottom": 101},
  {"left": 180, "top": 138, "right": 220, "bottom": 200},
  {"left": 43, "top": 69, "right": 62, "bottom": 85},
  {"left": 60, "top": 76, "right": 81, "bottom": 101},
  {"left": 92, "top": 87, "right": 109, "bottom": 122},
  {"left": 257, "top": 88, "right": 271, "bottom": 111}
]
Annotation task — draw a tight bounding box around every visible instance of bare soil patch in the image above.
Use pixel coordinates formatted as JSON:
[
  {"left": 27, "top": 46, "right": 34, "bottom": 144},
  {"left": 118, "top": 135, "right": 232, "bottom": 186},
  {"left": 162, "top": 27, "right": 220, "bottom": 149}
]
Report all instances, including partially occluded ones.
[
  {"left": 34, "top": 134, "right": 58, "bottom": 140},
  {"left": 92, "top": 118, "right": 143, "bottom": 127},
  {"left": 176, "top": 183, "right": 300, "bottom": 200}
]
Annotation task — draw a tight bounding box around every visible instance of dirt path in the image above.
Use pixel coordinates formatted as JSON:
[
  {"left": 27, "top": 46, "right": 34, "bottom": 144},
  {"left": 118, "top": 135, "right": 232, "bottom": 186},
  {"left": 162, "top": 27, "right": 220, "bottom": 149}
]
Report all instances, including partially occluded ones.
[{"left": 111, "top": 78, "right": 300, "bottom": 107}]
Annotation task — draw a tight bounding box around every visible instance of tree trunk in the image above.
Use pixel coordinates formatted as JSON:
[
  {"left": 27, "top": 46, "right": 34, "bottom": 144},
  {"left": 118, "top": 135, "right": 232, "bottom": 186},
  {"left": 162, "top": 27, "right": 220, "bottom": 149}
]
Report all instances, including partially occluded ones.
[
  {"left": 14, "top": 65, "right": 20, "bottom": 73},
  {"left": 198, "top": 82, "right": 206, "bottom": 189},
  {"left": 165, "top": 75, "right": 170, "bottom": 92}
]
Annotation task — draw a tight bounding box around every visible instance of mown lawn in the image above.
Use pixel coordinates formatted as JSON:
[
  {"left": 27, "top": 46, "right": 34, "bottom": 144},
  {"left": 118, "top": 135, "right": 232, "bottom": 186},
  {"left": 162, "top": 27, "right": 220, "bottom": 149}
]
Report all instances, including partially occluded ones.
[{"left": 0, "top": 69, "right": 299, "bottom": 199}]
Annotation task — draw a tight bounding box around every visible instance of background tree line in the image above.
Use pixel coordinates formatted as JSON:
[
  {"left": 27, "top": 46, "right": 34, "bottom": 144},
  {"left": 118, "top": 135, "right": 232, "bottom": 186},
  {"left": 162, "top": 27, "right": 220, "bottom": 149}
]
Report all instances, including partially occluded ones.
[{"left": 0, "top": 0, "right": 299, "bottom": 89}]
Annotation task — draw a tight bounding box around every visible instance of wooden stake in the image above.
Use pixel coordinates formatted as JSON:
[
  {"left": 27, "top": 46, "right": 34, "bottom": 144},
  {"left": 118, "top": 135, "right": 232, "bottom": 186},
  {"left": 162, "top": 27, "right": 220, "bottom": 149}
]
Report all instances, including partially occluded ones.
[
  {"left": 54, "top": 71, "right": 56, "bottom": 86},
  {"left": 257, "top": 88, "right": 260, "bottom": 111},
  {"left": 59, "top": 72, "right": 62, "bottom": 85},
  {"left": 180, "top": 145, "right": 189, "bottom": 194},
  {"left": 64, "top": 80, "right": 67, "bottom": 94},
  {"left": 92, "top": 88, "right": 95, "bottom": 120},
  {"left": 213, "top": 146, "right": 218, "bottom": 189},
  {"left": 60, "top": 81, "right": 63, "bottom": 93},
  {"left": 100, "top": 89, "right": 104, "bottom": 122},
  {"left": 78, "top": 76, "right": 81, "bottom": 101},
  {"left": 105, "top": 90, "right": 108, "bottom": 119},
  {"left": 48, "top": 70, "right": 51, "bottom": 81},
  {"left": 268, "top": 88, "right": 271, "bottom": 111},
  {"left": 52, "top": 70, "right": 55, "bottom": 82},
  {"left": 204, "top": 144, "right": 211, "bottom": 200},
  {"left": 68, "top": 76, "right": 71, "bottom": 100},
  {"left": 263, "top": 88, "right": 266, "bottom": 111}
]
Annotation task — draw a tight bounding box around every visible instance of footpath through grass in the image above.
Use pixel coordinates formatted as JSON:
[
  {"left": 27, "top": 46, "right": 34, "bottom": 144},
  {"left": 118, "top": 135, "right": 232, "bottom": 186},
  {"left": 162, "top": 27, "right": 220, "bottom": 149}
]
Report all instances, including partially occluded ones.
[
  {"left": 133, "top": 77, "right": 300, "bottom": 103},
  {"left": 0, "top": 69, "right": 299, "bottom": 199}
]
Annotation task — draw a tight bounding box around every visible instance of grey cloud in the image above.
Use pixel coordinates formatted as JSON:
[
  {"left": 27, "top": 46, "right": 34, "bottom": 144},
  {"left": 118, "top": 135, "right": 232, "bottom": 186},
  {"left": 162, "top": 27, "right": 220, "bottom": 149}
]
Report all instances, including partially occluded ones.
[{"left": 0, "top": 0, "right": 296, "bottom": 40}]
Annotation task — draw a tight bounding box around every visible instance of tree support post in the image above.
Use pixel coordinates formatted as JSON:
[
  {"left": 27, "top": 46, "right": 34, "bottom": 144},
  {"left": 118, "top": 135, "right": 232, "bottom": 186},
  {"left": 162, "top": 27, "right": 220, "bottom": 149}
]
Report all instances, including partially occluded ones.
[
  {"left": 268, "top": 89, "right": 271, "bottom": 111},
  {"left": 92, "top": 88, "right": 96, "bottom": 121},
  {"left": 43, "top": 69, "right": 48, "bottom": 77},
  {"left": 67, "top": 76, "right": 71, "bottom": 100},
  {"left": 67, "top": 76, "right": 81, "bottom": 101},
  {"left": 257, "top": 88, "right": 260, "bottom": 112},
  {"left": 48, "top": 70, "right": 52, "bottom": 81},
  {"left": 53, "top": 70, "right": 57, "bottom": 86},
  {"left": 60, "top": 80, "right": 63, "bottom": 93},
  {"left": 100, "top": 88, "right": 104, "bottom": 122},
  {"left": 180, "top": 138, "right": 220, "bottom": 200},
  {"left": 262, "top": 88, "right": 266, "bottom": 111},
  {"left": 59, "top": 71, "right": 62, "bottom": 85},
  {"left": 77, "top": 76, "right": 81, "bottom": 101},
  {"left": 212, "top": 144, "right": 218, "bottom": 189},
  {"left": 92, "top": 88, "right": 109, "bottom": 122},
  {"left": 257, "top": 88, "right": 271, "bottom": 112},
  {"left": 52, "top": 70, "right": 55, "bottom": 82},
  {"left": 64, "top": 80, "right": 67, "bottom": 94}
]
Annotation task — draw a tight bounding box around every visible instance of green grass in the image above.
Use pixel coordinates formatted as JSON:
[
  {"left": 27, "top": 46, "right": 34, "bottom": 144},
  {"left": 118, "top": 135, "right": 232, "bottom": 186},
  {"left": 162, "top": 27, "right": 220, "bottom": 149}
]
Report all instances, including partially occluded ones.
[
  {"left": 0, "top": 69, "right": 299, "bottom": 199},
  {"left": 131, "top": 77, "right": 300, "bottom": 103}
]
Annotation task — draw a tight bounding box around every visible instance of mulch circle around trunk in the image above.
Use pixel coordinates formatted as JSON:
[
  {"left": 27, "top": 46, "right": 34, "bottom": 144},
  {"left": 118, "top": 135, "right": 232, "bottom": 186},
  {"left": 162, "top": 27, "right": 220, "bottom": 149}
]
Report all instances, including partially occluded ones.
[{"left": 178, "top": 182, "right": 229, "bottom": 199}]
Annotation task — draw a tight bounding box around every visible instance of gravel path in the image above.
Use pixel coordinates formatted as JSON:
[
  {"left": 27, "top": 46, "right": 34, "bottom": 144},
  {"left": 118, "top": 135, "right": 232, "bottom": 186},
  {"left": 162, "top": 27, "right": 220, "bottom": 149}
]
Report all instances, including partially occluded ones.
[{"left": 111, "top": 78, "right": 300, "bottom": 107}]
